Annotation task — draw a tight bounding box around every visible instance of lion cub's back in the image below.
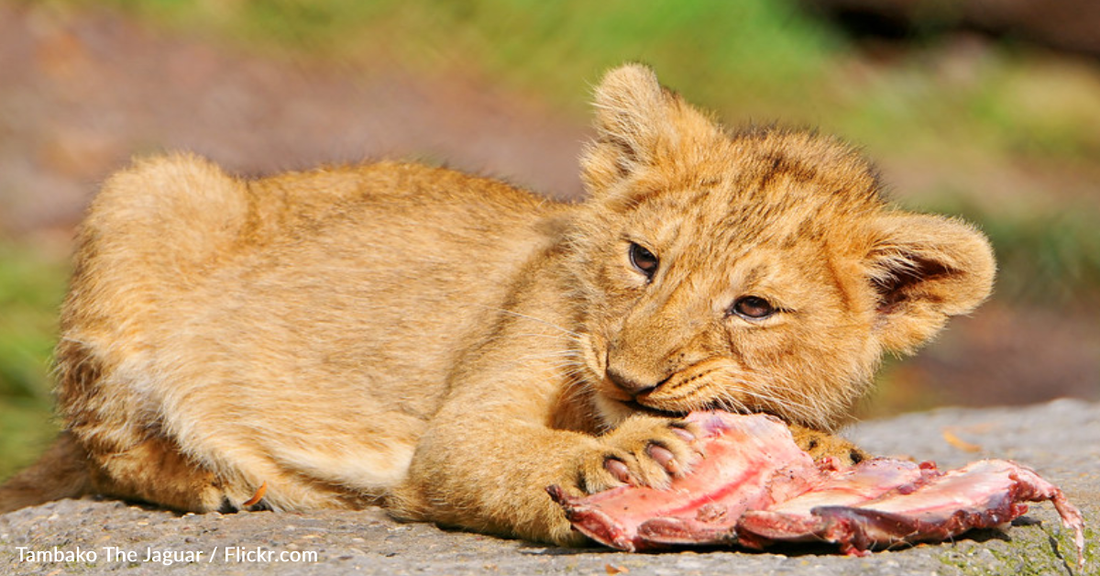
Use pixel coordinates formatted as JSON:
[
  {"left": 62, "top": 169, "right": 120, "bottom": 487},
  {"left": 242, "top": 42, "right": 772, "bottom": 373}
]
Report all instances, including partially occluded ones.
[{"left": 210, "top": 160, "right": 568, "bottom": 406}]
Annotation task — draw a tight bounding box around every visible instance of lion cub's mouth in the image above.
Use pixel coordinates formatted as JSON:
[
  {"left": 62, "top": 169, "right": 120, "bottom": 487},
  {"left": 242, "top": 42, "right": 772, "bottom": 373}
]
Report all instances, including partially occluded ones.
[
  {"left": 618, "top": 398, "right": 688, "bottom": 419},
  {"left": 618, "top": 396, "right": 766, "bottom": 421}
]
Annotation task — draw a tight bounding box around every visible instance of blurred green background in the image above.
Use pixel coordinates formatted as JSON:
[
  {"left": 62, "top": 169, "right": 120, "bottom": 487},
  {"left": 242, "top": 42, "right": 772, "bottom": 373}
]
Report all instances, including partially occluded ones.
[{"left": 1, "top": 0, "right": 1098, "bottom": 480}]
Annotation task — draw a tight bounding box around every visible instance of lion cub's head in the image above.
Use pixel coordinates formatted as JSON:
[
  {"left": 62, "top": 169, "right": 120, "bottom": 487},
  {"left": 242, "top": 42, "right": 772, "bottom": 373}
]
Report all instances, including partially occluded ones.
[{"left": 567, "top": 64, "right": 995, "bottom": 431}]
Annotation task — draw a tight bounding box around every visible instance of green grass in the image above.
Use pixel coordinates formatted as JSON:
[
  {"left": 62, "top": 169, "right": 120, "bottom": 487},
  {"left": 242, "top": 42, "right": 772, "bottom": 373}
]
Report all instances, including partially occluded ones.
[
  {"left": 967, "top": 204, "right": 1100, "bottom": 304},
  {"left": 0, "top": 398, "right": 58, "bottom": 480},
  {"left": 0, "top": 242, "right": 67, "bottom": 479},
  {"left": 59, "top": 0, "right": 840, "bottom": 114}
]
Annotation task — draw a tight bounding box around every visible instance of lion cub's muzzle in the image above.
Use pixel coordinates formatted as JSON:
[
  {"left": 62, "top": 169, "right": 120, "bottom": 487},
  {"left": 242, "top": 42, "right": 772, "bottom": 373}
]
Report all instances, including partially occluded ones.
[{"left": 606, "top": 367, "right": 665, "bottom": 398}]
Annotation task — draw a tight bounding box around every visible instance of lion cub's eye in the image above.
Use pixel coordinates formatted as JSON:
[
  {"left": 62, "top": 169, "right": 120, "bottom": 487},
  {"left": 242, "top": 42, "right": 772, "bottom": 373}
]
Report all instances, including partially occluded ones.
[
  {"left": 732, "top": 296, "right": 775, "bottom": 320},
  {"left": 628, "top": 243, "right": 659, "bottom": 280}
]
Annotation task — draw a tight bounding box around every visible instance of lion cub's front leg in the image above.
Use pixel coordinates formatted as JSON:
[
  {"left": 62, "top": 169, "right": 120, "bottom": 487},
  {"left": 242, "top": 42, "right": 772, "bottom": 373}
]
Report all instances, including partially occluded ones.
[{"left": 392, "top": 412, "right": 701, "bottom": 546}]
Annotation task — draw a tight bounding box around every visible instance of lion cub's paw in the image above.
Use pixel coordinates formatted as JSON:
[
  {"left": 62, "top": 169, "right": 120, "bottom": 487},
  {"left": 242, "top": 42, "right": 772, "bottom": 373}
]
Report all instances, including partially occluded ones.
[
  {"left": 788, "top": 424, "right": 868, "bottom": 465},
  {"left": 577, "top": 415, "right": 702, "bottom": 494}
]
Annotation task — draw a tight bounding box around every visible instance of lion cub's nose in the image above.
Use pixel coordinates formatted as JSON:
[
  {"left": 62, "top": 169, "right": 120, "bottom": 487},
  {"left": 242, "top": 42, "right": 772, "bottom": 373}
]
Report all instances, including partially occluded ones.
[{"left": 606, "top": 367, "right": 659, "bottom": 397}]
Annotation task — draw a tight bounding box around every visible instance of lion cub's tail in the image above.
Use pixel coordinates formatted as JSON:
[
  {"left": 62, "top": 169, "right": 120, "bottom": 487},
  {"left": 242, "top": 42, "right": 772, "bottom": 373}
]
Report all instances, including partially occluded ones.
[{"left": 0, "top": 432, "right": 93, "bottom": 513}]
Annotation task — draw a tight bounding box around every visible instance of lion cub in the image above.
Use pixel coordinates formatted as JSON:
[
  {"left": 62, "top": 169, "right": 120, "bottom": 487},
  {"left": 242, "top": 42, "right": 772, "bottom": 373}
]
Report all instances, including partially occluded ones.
[{"left": 0, "top": 64, "right": 994, "bottom": 545}]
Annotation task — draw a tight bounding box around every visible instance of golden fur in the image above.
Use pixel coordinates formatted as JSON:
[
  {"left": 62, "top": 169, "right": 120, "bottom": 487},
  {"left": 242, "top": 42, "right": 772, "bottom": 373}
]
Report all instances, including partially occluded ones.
[{"left": 0, "top": 64, "right": 995, "bottom": 545}]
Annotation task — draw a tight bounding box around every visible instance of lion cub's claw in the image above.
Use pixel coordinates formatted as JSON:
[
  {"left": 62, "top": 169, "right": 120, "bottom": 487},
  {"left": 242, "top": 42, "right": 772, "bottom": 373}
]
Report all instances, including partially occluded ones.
[
  {"left": 644, "top": 444, "right": 680, "bottom": 475},
  {"left": 579, "top": 417, "right": 701, "bottom": 494},
  {"left": 603, "top": 458, "right": 634, "bottom": 484}
]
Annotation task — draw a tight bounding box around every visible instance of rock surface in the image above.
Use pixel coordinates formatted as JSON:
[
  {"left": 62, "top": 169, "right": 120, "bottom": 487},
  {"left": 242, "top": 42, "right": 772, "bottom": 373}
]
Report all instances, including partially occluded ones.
[{"left": 2, "top": 399, "right": 1097, "bottom": 575}]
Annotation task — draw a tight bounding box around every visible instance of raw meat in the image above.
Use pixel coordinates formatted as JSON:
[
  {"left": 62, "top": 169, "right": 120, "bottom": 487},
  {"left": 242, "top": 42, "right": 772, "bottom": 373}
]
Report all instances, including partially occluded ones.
[
  {"left": 738, "top": 459, "right": 1085, "bottom": 560},
  {"left": 548, "top": 412, "right": 1085, "bottom": 567},
  {"left": 547, "top": 411, "right": 817, "bottom": 551}
]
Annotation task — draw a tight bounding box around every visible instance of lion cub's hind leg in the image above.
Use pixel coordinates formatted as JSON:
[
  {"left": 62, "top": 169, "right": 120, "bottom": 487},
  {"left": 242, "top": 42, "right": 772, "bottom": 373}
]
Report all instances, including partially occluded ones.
[
  {"left": 84, "top": 435, "right": 247, "bottom": 512},
  {"left": 85, "top": 427, "right": 384, "bottom": 513}
]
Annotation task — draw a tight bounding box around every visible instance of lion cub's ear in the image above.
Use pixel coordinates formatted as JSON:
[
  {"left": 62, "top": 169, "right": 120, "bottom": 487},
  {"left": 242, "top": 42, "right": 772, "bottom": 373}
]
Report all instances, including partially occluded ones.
[
  {"left": 865, "top": 212, "right": 996, "bottom": 354},
  {"left": 580, "top": 63, "right": 721, "bottom": 196}
]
